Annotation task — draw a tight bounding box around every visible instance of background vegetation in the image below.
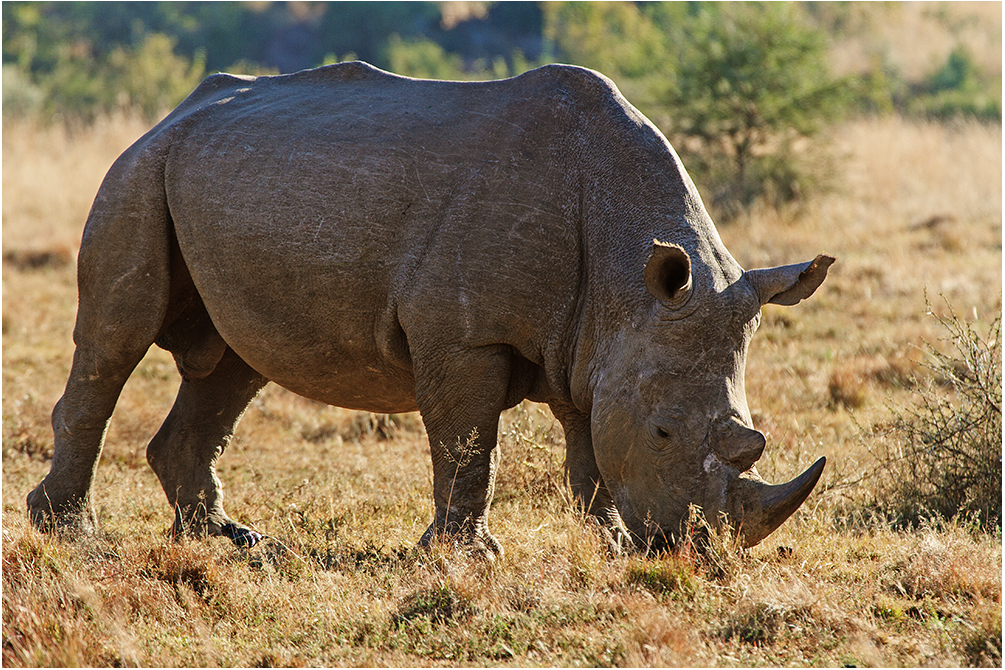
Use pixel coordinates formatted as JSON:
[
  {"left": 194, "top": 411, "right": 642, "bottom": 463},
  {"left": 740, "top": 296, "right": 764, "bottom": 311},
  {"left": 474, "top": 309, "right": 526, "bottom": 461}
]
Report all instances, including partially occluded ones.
[
  {"left": 2, "top": 1, "right": 1001, "bottom": 667},
  {"left": 4, "top": 1, "right": 1002, "bottom": 212}
]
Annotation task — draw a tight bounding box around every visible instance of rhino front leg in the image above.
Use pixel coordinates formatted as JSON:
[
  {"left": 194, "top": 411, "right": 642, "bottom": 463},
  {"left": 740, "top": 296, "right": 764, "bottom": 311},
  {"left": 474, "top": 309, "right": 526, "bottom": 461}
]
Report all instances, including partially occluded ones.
[
  {"left": 147, "top": 347, "right": 268, "bottom": 547},
  {"left": 414, "top": 345, "right": 512, "bottom": 558},
  {"left": 551, "top": 403, "right": 635, "bottom": 554}
]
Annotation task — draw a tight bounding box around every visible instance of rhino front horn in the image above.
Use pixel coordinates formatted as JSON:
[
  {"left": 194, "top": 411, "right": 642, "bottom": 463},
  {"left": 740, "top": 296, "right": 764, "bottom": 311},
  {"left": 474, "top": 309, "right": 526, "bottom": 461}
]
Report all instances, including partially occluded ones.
[{"left": 728, "top": 457, "right": 826, "bottom": 548}]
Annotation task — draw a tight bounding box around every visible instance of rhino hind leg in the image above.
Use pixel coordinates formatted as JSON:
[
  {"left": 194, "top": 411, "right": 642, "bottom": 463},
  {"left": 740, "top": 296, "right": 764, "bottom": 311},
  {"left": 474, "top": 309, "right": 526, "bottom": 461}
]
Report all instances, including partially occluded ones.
[
  {"left": 27, "top": 343, "right": 155, "bottom": 535},
  {"left": 147, "top": 346, "right": 268, "bottom": 547},
  {"left": 551, "top": 404, "right": 635, "bottom": 554},
  {"left": 414, "top": 345, "right": 516, "bottom": 558},
  {"left": 27, "top": 168, "right": 174, "bottom": 535}
]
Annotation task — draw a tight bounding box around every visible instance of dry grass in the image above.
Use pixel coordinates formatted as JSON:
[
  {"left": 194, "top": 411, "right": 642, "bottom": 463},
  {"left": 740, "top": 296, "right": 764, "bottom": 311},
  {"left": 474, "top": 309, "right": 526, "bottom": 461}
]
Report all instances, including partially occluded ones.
[{"left": 3, "top": 100, "right": 1002, "bottom": 668}]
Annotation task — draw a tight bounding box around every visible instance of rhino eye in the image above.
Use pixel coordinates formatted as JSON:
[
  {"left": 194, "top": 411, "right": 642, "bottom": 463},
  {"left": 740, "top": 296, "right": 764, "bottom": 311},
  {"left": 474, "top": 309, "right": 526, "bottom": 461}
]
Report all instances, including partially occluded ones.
[{"left": 650, "top": 417, "right": 685, "bottom": 446}]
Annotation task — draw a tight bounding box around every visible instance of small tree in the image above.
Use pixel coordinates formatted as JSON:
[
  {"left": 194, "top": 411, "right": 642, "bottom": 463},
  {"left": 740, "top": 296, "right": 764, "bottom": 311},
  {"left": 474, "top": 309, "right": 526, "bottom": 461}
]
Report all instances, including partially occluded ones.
[{"left": 655, "top": 3, "right": 850, "bottom": 217}]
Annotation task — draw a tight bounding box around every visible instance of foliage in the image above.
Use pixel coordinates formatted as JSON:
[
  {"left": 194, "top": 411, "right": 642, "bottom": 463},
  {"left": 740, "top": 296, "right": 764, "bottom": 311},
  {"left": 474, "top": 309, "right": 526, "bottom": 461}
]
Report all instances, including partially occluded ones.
[
  {"left": 1, "top": 63, "right": 44, "bottom": 117},
  {"left": 876, "top": 300, "right": 1002, "bottom": 530},
  {"left": 854, "top": 46, "right": 1003, "bottom": 123},
  {"left": 1, "top": 1, "right": 442, "bottom": 76},
  {"left": 542, "top": 1, "right": 669, "bottom": 108},
  {"left": 910, "top": 46, "right": 1003, "bottom": 121},
  {"left": 1, "top": 1, "right": 443, "bottom": 120},
  {"left": 4, "top": 28, "right": 204, "bottom": 122},
  {"left": 4, "top": 2, "right": 1001, "bottom": 216},
  {"left": 384, "top": 35, "right": 469, "bottom": 81},
  {"left": 384, "top": 34, "right": 537, "bottom": 81},
  {"left": 655, "top": 2, "right": 851, "bottom": 216},
  {"left": 103, "top": 33, "right": 205, "bottom": 120}
]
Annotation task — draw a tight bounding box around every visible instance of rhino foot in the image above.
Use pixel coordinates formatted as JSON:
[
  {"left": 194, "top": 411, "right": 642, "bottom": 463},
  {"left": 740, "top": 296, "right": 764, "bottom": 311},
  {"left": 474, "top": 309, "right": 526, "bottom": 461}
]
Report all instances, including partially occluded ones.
[
  {"left": 581, "top": 503, "right": 637, "bottom": 556},
  {"left": 171, "top": 507, "right": 264, "bottom": 548},
  {"left": 26, "top": 484, "right": 98, "bottom": 539},
  {"left": 418, "top": 521, "right": 502, "bottom": 561},
  {"left": 598, "top": 521, "right": 637, "bottom": 556},
  {"left": 218, "top": 522, "right": 265, "bottom": 548}
]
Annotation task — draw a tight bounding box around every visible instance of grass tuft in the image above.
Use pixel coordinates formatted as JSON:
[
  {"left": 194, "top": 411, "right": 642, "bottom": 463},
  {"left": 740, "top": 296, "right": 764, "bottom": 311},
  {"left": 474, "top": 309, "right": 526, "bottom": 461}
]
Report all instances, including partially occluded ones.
[
  {"left": 723, "top": 602, "right": 803, "bottom": 646},
  {"left": 393, "top": 584, "right": 473, "bottom": 625},
  {"left": 829, "top": 363, "right": 872, "bottom": 410},
  {"left": 962, "top": 599, "right": 1003, "bottom": 667},
  {"left": 625, "top": 558, "right": 697, "bottom": 600}
]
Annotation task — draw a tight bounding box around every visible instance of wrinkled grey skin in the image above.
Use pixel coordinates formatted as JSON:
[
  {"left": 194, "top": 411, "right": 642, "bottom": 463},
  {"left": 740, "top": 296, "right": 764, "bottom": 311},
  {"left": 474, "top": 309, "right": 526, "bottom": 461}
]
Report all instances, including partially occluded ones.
[{"left": 27, "top": 62, "right": 834, "bottom": 555}]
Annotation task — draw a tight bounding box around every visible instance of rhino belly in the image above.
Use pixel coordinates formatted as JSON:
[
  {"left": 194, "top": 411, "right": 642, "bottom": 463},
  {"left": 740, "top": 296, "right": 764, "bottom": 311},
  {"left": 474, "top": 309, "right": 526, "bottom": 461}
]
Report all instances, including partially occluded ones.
[
  {"left": 202, "top": 288, "right": 419, "bottom": 414},
  {"left": 170, "top": 214, "right": 419, "bottom": 413}
]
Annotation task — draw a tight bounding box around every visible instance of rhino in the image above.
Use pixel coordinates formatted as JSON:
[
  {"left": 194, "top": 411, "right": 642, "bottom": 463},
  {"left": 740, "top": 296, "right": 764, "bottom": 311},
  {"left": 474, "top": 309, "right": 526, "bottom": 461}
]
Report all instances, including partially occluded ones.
[{"left": 27, "top": 62, "right": 834, "bottom": 555}]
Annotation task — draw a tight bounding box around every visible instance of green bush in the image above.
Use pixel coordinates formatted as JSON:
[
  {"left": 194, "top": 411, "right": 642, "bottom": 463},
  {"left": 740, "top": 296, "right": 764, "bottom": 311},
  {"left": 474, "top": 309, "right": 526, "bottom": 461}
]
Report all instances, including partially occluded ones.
[
  {"left": 656, "top": 2, "right": 851, "bottom": 218},
  {"left": 5, "top": 30, "right": 204, "bottom": 123},
  {"left": 385, "top": 35, "right": 468, "bottom": 80},
  {"left": 910, "top": 46, "right": 1002, "bottom": 121},
  {"left": 104, "top": 33, "right": 205, "bottom": 120},
  {"left": 853, "top": 46, "right": 1002, "bottom": 122}
]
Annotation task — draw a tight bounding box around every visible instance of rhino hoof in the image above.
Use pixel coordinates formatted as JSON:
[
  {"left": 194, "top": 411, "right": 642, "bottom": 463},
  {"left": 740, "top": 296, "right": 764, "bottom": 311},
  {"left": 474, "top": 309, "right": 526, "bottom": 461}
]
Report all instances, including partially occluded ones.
[
  {"left": 26, "top": 487, "right": 97, "bottom": 538},
  {"left": 419, "top": 522, "right": 502, "bottom": 560},
  {"left": 472, "top": 532, "right": 503, "bottom": 561},
  {"left": 220, "top": 522, "right": 264, "bottom": 548}
]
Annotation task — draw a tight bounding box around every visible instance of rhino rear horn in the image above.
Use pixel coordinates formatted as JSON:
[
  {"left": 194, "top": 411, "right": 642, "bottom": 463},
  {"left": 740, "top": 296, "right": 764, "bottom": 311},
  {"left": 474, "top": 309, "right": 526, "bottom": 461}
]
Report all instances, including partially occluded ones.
[
  {"left": 747, "top": 255, "right": 835, "bottom": 306},
  {"left": 645, "top": 240, "right": 692, "bottom": 306}
]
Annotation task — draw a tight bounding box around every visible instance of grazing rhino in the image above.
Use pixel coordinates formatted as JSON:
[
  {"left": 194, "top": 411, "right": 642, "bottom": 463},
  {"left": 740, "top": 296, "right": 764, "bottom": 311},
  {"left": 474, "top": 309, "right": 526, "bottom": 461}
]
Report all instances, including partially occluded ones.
[{"left": 27, "top": 62, "right": 834, "bottom": 555}]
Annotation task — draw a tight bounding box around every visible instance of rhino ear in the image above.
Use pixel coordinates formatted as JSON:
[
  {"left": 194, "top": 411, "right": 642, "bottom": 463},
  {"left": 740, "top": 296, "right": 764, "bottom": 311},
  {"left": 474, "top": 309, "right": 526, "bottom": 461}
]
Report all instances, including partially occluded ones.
[
  {"left": 645, "top": 240, "right": 692, "bottom": 306},
  {"left": 746, "top": 255, "right": 835, "bottom": 306}
]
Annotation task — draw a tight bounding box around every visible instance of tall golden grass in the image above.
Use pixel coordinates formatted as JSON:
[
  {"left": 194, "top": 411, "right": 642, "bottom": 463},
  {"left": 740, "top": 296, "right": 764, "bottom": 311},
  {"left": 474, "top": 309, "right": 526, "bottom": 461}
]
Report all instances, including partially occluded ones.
[{"left": 3, "top": 108, "right": 1001, "bottom": 666}]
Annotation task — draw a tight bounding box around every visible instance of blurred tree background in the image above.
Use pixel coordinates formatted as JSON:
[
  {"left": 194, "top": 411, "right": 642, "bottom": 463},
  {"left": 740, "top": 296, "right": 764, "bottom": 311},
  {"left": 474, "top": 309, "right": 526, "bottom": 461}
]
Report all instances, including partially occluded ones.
[{"left": 3, "top": 1, "right": 1001, "bottom": 218}]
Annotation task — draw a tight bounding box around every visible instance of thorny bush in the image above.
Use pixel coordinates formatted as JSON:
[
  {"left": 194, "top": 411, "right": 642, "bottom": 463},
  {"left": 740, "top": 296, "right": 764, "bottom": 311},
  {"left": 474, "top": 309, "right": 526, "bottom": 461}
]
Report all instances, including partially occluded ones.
[{"left": 875, "top": 298, "right": 1002, "bottom": 530}]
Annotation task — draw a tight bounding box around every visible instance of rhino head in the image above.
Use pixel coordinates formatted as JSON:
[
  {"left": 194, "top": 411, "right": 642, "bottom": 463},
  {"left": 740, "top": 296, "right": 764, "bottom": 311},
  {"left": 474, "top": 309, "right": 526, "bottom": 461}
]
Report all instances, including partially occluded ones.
[{"left": 591, "top": 239, "right": 834, "bottom": 550}]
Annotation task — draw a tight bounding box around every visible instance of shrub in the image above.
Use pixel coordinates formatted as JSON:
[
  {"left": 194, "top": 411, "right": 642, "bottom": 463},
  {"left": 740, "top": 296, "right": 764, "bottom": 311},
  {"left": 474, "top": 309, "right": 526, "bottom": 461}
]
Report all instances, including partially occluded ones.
[
  {"left": 625, "top": 559, "right": 696, "bottom": 600},
  {"left": 875, "top": 299, "right": 1001, "bottom": 529},
  {"left": 104, "top": 33, "right": 205, "bottom": 120},
  {"left": 394, "top": 584, "right": 472, "bottom": 625},
  {"left": 910, "top": 46, "right": 1003, "bottom": 122},
  {"left": 654, "top": 2, "right": 851, "bottom": 218},
  {"left": 384, "top": 35, "right": 468, "bottom": 80}
]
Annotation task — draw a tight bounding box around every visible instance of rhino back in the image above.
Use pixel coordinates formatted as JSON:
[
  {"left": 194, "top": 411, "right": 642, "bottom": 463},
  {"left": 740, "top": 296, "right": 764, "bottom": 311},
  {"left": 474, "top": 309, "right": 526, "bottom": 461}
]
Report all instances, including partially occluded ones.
[{"left": 155, "top": 63, "right": 622, "bottom": 410}]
